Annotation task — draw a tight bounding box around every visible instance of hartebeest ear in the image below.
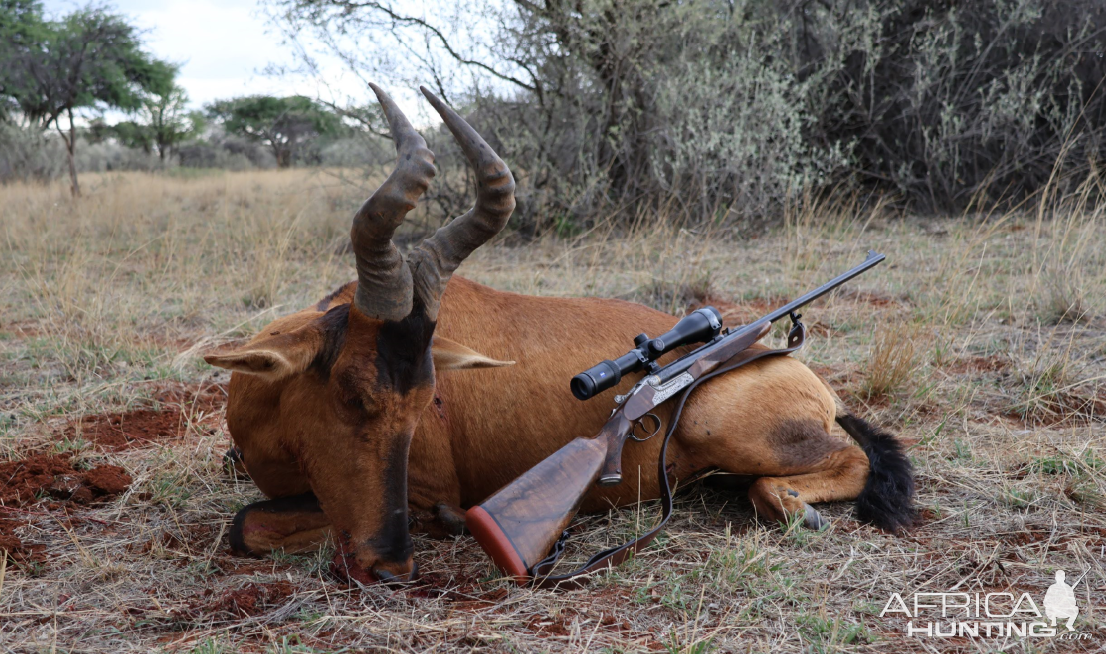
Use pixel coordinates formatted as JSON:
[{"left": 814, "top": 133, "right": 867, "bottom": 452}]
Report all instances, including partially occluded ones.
[
  {"left": 432, "top": 336, "right": 514, "bottom": 371},
  {"left": 204, "top": 325, "right": 323, "bottom": 380}
]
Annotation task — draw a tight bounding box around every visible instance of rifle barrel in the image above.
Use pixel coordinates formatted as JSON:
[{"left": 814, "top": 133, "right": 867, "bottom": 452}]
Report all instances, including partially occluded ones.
[
  {"left": 761, "top": 250, "right": 885, "bottom": 326},
  {"left": 656, "top": 251, "right": 885, "bottom": 383}
]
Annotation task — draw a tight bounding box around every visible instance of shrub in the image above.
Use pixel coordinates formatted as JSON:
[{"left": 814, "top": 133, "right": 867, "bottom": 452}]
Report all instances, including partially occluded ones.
[
  {"left": 0, "top": 122, "right": 64, "bottom": 182},
  {"left": 275, "top": 0, "right": 1106, "bottom": 231}
]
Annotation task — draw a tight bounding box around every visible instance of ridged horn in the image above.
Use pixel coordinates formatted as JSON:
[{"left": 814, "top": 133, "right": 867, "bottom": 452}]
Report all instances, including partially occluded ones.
[
  {"left": 408, "top": 86, "right": 516, "bottom": 320},
  {"left": 350, "top": 84, "right": 437, "bottom": 321}
]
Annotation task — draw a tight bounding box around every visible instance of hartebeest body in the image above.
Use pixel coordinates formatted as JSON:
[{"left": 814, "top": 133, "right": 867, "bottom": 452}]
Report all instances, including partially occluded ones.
[{"left": 206, "top": 87, "right": 914, "bottom": 584}]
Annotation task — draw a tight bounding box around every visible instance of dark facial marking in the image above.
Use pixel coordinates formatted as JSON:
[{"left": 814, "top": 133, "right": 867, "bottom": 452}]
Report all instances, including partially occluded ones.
[
  {"left": 374, "top": 297, "right": 436, "bottom": 395},
  {"left": 362, "top": 436, "right": 414, "bottom": 563},
  {"left": 310, "top": 303, "right": 351, "bottom": 380}
]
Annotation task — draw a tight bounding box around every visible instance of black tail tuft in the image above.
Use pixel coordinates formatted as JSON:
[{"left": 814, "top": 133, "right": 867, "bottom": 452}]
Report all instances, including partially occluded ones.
[{"left": 836, "top": 413, "right": 915, "bottom": 532}]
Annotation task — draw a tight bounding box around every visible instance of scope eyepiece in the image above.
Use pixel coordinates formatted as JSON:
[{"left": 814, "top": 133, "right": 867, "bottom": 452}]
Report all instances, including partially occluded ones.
[{"left": 570, "top": 307, "right": 723, "bottom": 401}]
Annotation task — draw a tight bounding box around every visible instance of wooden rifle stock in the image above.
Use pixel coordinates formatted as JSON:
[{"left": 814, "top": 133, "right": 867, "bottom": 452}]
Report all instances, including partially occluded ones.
[{"left": 466, "top": 414, "right": 629, "bottom": 582}]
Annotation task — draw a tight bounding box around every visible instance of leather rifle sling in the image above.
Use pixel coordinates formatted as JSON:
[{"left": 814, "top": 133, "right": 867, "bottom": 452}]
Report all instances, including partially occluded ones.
[{"left": 529, "top": 321, "right": 807, "bottom": 589}]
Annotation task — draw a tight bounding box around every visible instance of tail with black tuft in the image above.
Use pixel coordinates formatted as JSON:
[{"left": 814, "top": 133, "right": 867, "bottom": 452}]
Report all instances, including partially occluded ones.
[{"left": 836, "top": 413, "right": 915, "bottom": 532}]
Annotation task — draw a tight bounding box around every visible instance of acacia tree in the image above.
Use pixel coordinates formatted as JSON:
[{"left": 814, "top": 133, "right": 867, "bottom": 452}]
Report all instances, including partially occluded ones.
[
  {"left": 206, "top": 95, "right": 341, "bottom": 167},
  {"left": 4, "top": 3, "right": 170, "bottom": 195},
  {"left": 0, "top": 0, "right": 47, "bottom": 122},
  {"left": 108, "top": 78, "right": 203, "bottom": 162},
  {"left": 134, "top": 66, "right": 202, "bottom": 162}
]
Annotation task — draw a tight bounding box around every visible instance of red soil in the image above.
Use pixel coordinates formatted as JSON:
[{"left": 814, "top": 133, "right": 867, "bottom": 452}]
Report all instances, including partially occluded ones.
[
  {"left": 0, "top": 454, "right": 76, "bottom": 506},
  {"left": 71, "top": 409, "right": 186, "bottom": 451},
  {"left": 83, "top": 465, "right": 132, "bottom": 495},
  {"left": 0, "top": 453, "right": 133, "bottom": 564},
  {"left": 0, "top": 382, "right": 225, "bottom": 568},
  {"left": 184, "top": 580, "right": 295, "bottom": 618},
  {"left": 944, "top": 354, "right": 1009, "bottom": 375},
  {"left": 0, "top": 514, "right": 43, "bottom": 565},
  {"left": 66, "top": 382, "right": 226, "bottom": 451}
]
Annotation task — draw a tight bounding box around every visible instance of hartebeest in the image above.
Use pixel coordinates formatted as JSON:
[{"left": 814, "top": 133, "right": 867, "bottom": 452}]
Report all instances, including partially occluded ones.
[{"left": 205, "top": 86, "right": 914, "bottom": 584}]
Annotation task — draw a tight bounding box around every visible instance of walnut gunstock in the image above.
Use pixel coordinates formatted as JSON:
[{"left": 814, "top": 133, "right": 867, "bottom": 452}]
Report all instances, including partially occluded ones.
[{"left": 465, "top": 421, "right": 626, "bottom": 582}]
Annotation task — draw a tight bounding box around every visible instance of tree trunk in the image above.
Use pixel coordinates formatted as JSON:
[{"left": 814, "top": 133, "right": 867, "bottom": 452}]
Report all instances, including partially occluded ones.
[{"left": 65, "top": 108, "right": 80, "bottom": 197}]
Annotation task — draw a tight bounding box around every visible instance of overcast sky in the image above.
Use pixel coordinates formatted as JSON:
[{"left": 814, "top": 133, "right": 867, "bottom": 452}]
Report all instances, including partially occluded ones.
[{"left": 41, "top": 0, "right": 379, "bottom": 112}]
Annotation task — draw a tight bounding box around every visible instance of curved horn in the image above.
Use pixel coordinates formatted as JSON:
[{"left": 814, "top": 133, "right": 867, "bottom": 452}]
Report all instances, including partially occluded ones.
[
  {"left": 409, "top": 86, "right": 515, "bottom": 319},
  {"left": 351, "top": 84, "right": 437, "bottom": 321}
]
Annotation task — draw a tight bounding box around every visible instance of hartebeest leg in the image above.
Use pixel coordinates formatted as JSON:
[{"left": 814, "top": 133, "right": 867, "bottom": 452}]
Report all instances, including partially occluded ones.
[
  {"left": 746, "top": 444, "right": 869, "bottom": 529},
  {"left": 230, "top": 493, "right": 334, "bottom": 555},
  {"left": 229, "top": 493, "right": 468, "bottom": 557}
]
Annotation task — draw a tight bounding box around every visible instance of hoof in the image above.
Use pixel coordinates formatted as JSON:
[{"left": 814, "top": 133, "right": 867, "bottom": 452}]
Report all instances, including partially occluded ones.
[
  {"left": 803, "top": 504, "right": 828, "bottom": 530},
  {"left": 331, "top": 549, "right": 419, "bottom": 586},
  {"left": 434, "top": 503, "right": 468, "bottom": 536}
]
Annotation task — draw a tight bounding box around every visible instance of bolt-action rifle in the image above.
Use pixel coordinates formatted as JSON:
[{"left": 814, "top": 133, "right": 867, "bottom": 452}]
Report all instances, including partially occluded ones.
[{"left": 466, "top": 251, "right": 886, "bottom": 586}]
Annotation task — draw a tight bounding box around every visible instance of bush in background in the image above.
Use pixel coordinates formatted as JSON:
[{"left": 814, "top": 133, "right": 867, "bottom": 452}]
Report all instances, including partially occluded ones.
[
  {"left": 808, "top": 0, "right": 1106, "bottom": 212},
  {"left": 0, "top": 122, "right": 64, "bottom": 182},
  {"left": 274, "top": 0, "right": 1106, "bottom": 232}
]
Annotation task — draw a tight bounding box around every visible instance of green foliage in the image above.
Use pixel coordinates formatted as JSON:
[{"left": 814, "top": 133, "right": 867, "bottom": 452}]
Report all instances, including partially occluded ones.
[
  {"left": 206, "top": 95, "right": 343, "bottom": 167},
  {"left": 137, "top": 80, "right": 203, "bottom": 161},
  {"left": 0, "top": 1, "right": 172, "bottom": 192},
  {"left": 797, "top": 613, "right": 872, "bottom": 652},
  {"left": 90, "top": 80, "right": 203, "bottom": 161},
  {"left": 6, "top": 7, "right": 171, "bottom": 124},
  {"left": 0, "top": 0, "right": 48, "bottom": 121},
  {"left": 188, "top": 639, "right": 232, "bottom": 654},
  {"left": 1031, "top": 452, "right": 1105, "bottom": 477}
]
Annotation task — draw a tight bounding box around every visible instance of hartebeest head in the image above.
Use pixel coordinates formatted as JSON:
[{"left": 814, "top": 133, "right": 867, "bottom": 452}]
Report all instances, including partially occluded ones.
[{"left": 205, "top": 86, "right": 515, "bottom": 582}]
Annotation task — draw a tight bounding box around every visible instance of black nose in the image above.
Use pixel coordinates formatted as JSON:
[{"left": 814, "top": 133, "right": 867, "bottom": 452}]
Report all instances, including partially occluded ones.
[{"left": 372, "top": 560, "right": 418, "bottom": 584}]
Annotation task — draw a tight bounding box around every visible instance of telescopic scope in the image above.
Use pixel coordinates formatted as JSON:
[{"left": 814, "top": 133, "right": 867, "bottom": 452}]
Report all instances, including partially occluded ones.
[{"left": 570, "top": 307, "right": 722, "bottom": 400}]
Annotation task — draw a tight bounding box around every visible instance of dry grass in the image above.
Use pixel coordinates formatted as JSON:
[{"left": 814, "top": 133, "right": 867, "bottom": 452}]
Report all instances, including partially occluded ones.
[
  {"left": 1, "top": 169, "right": 1105, "bottom": 652},
  {"left": 860, "top": 319, "right": 924, "bottom": 401}
]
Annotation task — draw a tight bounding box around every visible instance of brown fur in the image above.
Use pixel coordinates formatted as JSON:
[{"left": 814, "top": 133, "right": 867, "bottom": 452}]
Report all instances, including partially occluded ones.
[{"left": 212, "top": 276, "right": 887, "bottom": 580}]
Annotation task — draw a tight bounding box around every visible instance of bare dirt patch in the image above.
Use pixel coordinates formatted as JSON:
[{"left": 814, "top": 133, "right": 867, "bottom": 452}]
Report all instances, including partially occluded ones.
[
  {"left": 0, "top": 453, "right": 76, "bottom": 506},
  {"left": 943, "top": 354, "right": 1010, "bottom": 375},
  {"left": 64, "top": 382, "right": 226, "bottom": 451},
  {"left": 182, "top": 580, "right": 296, "bottom": 619},
  {"left": 70, "top": 409, "right": 187, "bottom": 451},
  {"left": 0, "top": 453, "right": 132, "bottom": 564}
]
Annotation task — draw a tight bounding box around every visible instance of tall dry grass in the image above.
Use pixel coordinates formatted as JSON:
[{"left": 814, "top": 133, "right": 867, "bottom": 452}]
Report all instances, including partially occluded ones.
[{"left": 3, "top": 171, "right": 362, "bottom": 368}]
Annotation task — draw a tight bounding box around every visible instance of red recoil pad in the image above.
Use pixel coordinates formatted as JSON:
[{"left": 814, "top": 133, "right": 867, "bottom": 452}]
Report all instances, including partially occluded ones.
[{"left": 465, "top": 505, "right": 530, "bottom": 584}]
